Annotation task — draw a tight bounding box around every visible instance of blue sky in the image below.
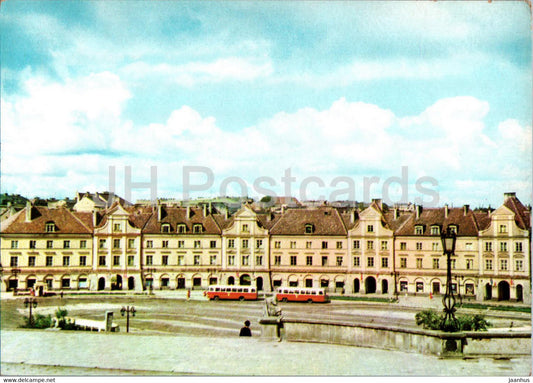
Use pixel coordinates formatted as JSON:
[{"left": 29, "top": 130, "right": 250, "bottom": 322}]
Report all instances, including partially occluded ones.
[{"left": 1, "top": 1, "right": 531, "bottom": 207}]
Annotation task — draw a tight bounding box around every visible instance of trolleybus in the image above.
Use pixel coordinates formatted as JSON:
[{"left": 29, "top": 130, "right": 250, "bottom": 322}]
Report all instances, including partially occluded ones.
[
  {"left": 205, "top": 285, "right": 258, "bottom": 301},
  {"left": 275, "top": 287, "right": 330, "bottom": 303}
]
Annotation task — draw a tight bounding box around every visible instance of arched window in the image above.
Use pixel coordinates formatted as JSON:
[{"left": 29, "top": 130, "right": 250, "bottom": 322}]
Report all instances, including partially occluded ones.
[
  {"left": 305, "top": 224, "right": 314, "bottom": 234},
  {"left": 193, "top": 224, "right": 203, "bottom": 233},
  {"left": 161, "top": 223, "right": 171, "bottom": 233},
  {"left": 45, "top": 221, "right": 56, "bottom": 233},
  {"left": 177, "top": 224, "right": 187, "bottom": 233}
]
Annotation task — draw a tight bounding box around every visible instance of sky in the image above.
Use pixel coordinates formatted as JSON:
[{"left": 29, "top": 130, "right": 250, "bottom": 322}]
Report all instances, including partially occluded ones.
[{"left": 1, "top": 0, "right": 531, "bottom": 208}]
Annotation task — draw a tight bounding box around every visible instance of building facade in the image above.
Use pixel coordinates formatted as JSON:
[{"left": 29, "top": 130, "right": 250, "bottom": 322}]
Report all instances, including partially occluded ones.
[{"left": 1, "top": 193, "right": 530, "bottom": 304}]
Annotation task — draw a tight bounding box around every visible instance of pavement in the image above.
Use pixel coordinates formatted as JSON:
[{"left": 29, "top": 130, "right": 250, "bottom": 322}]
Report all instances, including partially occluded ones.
[{"left": 1, "top": 329, "right": 531, "bottom": 376}]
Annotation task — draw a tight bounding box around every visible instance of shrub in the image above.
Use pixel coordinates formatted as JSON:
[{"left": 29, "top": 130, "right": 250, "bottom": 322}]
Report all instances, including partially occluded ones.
[
  {"left": 415, "top": 309, "right": 491, "bottom": 332},
  {"left": 415, "top": 309, "right": 442, "bottom": 330},
  {"left": 21, "top": 314, "right": 53, "bottom": 329}
]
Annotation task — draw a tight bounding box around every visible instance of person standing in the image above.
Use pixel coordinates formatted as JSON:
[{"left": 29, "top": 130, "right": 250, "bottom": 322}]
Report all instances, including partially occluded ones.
[{"left": 239, "top": 320, "right": 252, "bottom": 336}]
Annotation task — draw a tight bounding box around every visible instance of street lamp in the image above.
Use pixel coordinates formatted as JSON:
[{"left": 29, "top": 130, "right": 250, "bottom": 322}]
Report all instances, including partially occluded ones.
[
  {"left": 120, "top": 306, "right": 136, "bottom": 333},
  {"left": 24, "top": 297, "right": 38, "bottom": 327},
  {"left": 440, "top": 227, "right": 458, "bottom": 332}
]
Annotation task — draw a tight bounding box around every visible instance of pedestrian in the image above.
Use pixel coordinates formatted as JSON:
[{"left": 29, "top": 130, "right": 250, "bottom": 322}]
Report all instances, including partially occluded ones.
[
  {"left": 187, "top": 289, "right": 191, "bottom": 301},
  {"left": 60, "top": 291, "right": 63, "bottom": 299},
  {"left": 239, "top": 320, "right": 252, "bottom": 336}
]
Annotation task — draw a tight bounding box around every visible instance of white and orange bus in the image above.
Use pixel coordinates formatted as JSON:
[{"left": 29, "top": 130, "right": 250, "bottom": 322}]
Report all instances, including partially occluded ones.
[
  {"left": 275, "top": 287, "right": 330, "bottom": 303},
  {"left": 205, "top": 285, "right": 258, "bottom": 301}
]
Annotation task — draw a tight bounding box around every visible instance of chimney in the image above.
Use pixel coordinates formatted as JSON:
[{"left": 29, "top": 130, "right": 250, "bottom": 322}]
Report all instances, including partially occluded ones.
[
  {"left": 504, "top": 192, "right": 516, "bottom": 202},
  {"left": 203, "top": 204, "right": 207, "bottom": 217},
  {"left": 92, "top": 210, "right": 98, "bottom": 227},
  {"left": 372, "top": 198, "right": 382, "bottom": 209},
  {"left": 394, "top": 208, "right": 399, "bottom": 220},
  {"left": 463, "top": 205, "right": 469, "bottom": 216},
  {"left": 25, "top": 200, "right": 32, "bottom": 222},
  {"left": 444, "top": 204, "right": 449, "bottom": 218},
  {"left": 186, "top": 206, "right": 190, "bottom": 219},
  {"left": 415, "top": 205, "right": 421, "bottom": 219},
  {"left": 281, "top": 205, "right": 287, "bottom": 214},
  {"left": 208, "top": 202, "right": 212, "bottom": 215},
  {"left": 224, "top": 208, "right": 228, "bottom": 220},
  {"left": 157, "top": 202, "right": 162, "bottom": 221}
]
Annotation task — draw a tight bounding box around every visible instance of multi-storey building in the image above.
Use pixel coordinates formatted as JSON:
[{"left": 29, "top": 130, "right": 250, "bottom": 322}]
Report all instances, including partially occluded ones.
[{"left": 1, "top": 193, "right": 530, "bottom": 304}]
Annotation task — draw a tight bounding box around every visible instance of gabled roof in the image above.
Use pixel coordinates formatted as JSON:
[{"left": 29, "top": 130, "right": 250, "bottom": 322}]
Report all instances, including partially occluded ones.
[
  {"left": 1, "top": 206, "right": 93, "bottom": 234},
  {"left": 503, "top": 195, "right": 531, "bottom": 231},
  {"left": 270, "top": 207, "right": 347, "bottom": 236},
  {"left": 395, "top": 207, "right": 479, "bottom": 236},
  {"left": 142, "top": 206, "right": 222, "bottom": 234}
]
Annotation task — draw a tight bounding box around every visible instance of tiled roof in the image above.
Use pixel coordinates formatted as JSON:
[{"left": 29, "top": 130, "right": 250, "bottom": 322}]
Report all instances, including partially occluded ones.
[
  {"left": 395, "top": 207, "right": 480, "bottom": 236},
  {"left": 270, "top": 207, "right": 347, "bottom": 236},
  {"left": 1, "top": 206, "right": 92, "bottom": 234},
  {"left": 142, "top": 206, "right": 222, "bottom": 234},
  {"left": 503, "top": 195, "right": 531, "bottom": 231}
]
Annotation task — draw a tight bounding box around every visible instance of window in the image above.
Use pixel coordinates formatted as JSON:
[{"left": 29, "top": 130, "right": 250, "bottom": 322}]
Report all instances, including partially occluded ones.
[
  {"left": 485, "top": 242, "right": 493, "bottom": 252},
  {"left": 99, "top": 256, "right": 106, "bottom": 266},
  {"left": 80, "top": 240, "right": 87, "bottom": 249},
  {"left": 46, "top": 256, "right": 53, "bottom": 267},
  {"left": 47, "top": 240, "right": 53, "bottom": 249},
  {"left": 381, "top": 241, "right": 388, "bottom": 250},
  {"left": 485, "top": 259, "right": 492, "bottom": 270},
  {"left": 242, "top": 224, "right": 249, "bottom": 232},
  {"left": 178, "top": 224, "right": 186, "bottom": 233},
  {"left": 449, "top": 225, "right": 457, "bottom": 234},
  {"left": 353, "top": 240, "right": 360, "bottom": 249},
  {"left": 256, "top": 239, "right": 262, "bottom": 248},
  {"left": 29, "top": 240, "right": 36, "bottom": 249},
  {"left": 128, "top": 256, "right": 134, "bottom": 266},
  {"left": 451, "top": 259, "right": 456, "bottom": 269},
  {"left": 146, "top": 240, "right": 153, "bottom": 249},
  {"left": 400, "top": 242, "right": 407, "bottom": 250},
  {"left": 335, "top": 241, "right": 342, "bottom": 249},
  {"left": 322, "top": 256, "right": 328, "bottom": 266},
  {"left": 162, "top": 255, "right": 168, "bottom": 266},
  {"left": 400, "top": 258, "right": 407, "bottom": 268},
  {"left": 242, "top": 239, "right": 249, "bottom": 248},
  {"left": 193, "top": 224, "right": 202, "bottom": 233},
  {"left": 353, "top": 257, "right": 360, "bottom": 267},
  {"left": 336, "top": 256, "right": 343, "bottom": 266},
  {"left": 432, "top": 242, "right": 439, "bottom": 251},
  {"left": 400, "top": 281, "right": 408, "bottom": 292},
  {"left": 99, "top": 239, "right": 106, "bottom": 249},
  {"left": 256, "top": 255, "right": 262, "bottom": 265},
  {"left": 290, "top": 256, "right": 297, "bottom": 266},
  {"left": 242, "top": 255, "right": 249, "bottom": 265},
  {"left": 194, "top": 240, "right": 201, "bottom": 249},
  {"left": 290, "top": 241, "right": 296, "bottom": 249},
  {"left": 161, "top": 224, "right": 170, "bottom": 233},
  {"left": 178, "top": 240, "right": 184, "bottom": 249},
  {"left": 500, "top": 242, "right": 508, "bottom": 252},
  {"left": 500, "top": 259, "right": 508, "bottom": 271},
  {"left": 62, "top": 278, "right": 70, "bottom": 288},
  {"left": 516, "top": 259, "right": 523, "bottom": 271},
  {"left": 415, "top": 226, "right": 423, "bottom": 235},
  {"left": 194, "top": 255, "right": 200, "bottom": 265},
  {"left": 465, "top": 243, "right": 473, "bottom": 251},
  {"left": 381, "top": 257, "right": 388, "bottom": 268},
  {"left": 367, "top": 225, "right": 374, "bottom": 233},
  {"left": 28, "top": 256, "right": 36, "bottom": 267},
  {"left": 465, "top": 283, "right": 475, "bottom": 295},
  {"left": 10, "top": 256, "right": 18, "bottom": 267},
  {"left": 128, "top": 239, "right": 135, "bottom": 249},
  {"left": 210, "top": 240, "right": 217, "bottom": 248},
  {"left": 306, "top": 241, "right": 312, "bottom": 249},
  {"left": 177, "top": 255, "right": 184, "bottom": 266},
  {"left": 499, "top": 224, "right": 507, "bottom": 233},
  {"left": 210, "top": 255, "right": 217, "bottom": 265},
  {"left": 367, "top": 241, "right": 374, "bottom": 250},
  {"left": 228, "top": 255, "right": 235, "bottom": 266},
  {"left": 430, "top": 226, "right": 440, "bottom": 235},
  {"left": 63, "top": 240, "right": 70, "bottom": 249},
  {"left": 416, "top": 282, "right": 424, "bottom": 293},
  {"left": 146, "top": 255, "right": 153, "bottom": 266},
  {"left": 113, "top": 239, "right": 120, "bottom": 249},
  {"left": 416, "top": 258, "right": 423, "bottom": 269},
  {"left": 113, "top": 256, "right": 120, "bottom": 266},
  {"left": 274, "top": 256, "right": 281, "bottom": 266},
  {"left": 306, "top": 279, "right": 313, "bottom": 288},
  {"left": 305, "top": 224, "right": 314, "bottom": 234},
  {"left": 45, "top": 222, "right": 56, "bottom": 232},
  {"left": 11, "top": 240, "right": 18, "bottom": 249},
  {"left": 466, "top": 259, "right": 473, "bottom": 270},
  {"left": 515, "top": 242, "right": 523, "bottom": 252},
  {"left": 274, "top": 241, "right": 281, "bottom": 249},
  {"left": 113, "top": 223, "right": 122, "bottom": 232},
  {"left": 432, "top": 259, "right": 439, "bottom": 269},
  {"left": 228, "top": 239, "right": 235, "bottom": 248},
  {"left": 367, "top": 257, "right": 374, "bottom": 267},
  {"left": 306, "top": 256, "right": 313, "bottom": 266},
  {"left": 79, "top": 256, "right": 87, "bottom": 266},
  {"left": 322, "top": 241, "right": 328, "bottom": 249}
]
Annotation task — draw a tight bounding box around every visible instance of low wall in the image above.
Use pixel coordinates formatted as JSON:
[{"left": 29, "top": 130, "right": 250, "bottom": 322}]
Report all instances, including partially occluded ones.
[{"left": 264, "top": 318, "right": 530, "bottom": 358}]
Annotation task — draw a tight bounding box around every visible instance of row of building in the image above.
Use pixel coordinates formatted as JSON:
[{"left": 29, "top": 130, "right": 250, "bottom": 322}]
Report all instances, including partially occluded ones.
[{"left": 1, "top": 192, "right": 530, "bottom": 304}]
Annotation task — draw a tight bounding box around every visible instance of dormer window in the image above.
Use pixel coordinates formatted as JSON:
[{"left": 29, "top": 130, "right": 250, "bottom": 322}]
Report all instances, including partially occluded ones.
[
  {"left": 448, "top": 225, "right": 457, "bottom": 234},
  {"left": 242, "top": 224, "right": 249, "bottom": 233},
  {"left": 161, "top": 224, "right": 171, "bottom": 233},
  {"left": 430, "top": 226, "right": 440, "bottom": 235},
  {"left": 305, "top": 224, "right": 314, "bottom": 234},
  {"left": 414, "top": 225, "right": 424, "bottom": 235},
  {"left": 193, "top": 224, "right": 203, "bottom": 233},
  {"left": 45, "top": 221, "right": 56, "bottom": 233},
  {"left": 113, "top": 223, "right": 122, "bottom": 232},
  {"left": 177, "top": 224, "right": 187, "bottom": 233}
]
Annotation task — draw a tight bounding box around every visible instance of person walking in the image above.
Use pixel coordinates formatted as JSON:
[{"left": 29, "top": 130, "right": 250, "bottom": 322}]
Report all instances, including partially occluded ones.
[{"left": 239, "top": 320, "right": 252, "bottom": 336}]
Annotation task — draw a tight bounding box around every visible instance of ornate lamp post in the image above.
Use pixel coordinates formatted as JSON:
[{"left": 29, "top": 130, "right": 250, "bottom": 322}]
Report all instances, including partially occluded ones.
[
  {"left": 24, "top": 297, "right": 38, "bottom": 327},
  {"left": 120, "top": 306, "right": 136, "bottom": 333},
  {"left": 441, "top": 227, "right": 458, "bottom": 332}
]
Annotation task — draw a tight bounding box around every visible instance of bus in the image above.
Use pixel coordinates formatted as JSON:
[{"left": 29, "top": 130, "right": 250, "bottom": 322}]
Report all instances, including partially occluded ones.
[
  {"left": 275, "top": 287, "right": 330, "bottom": 303},
  {"left": 205, "top": 285, "right": 258, "bottom": 301}
]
